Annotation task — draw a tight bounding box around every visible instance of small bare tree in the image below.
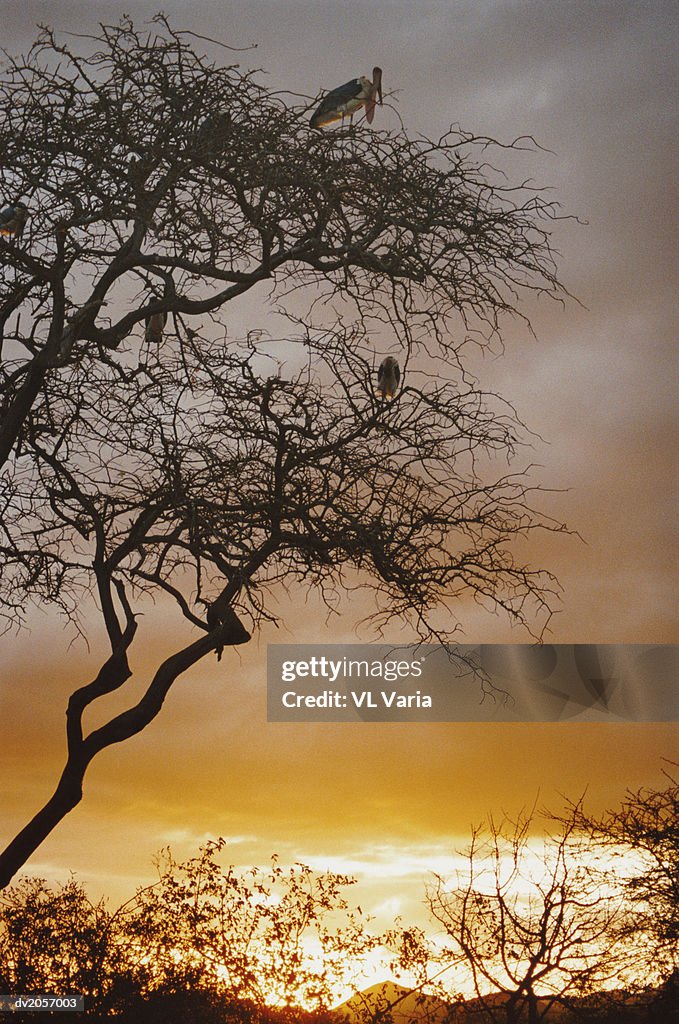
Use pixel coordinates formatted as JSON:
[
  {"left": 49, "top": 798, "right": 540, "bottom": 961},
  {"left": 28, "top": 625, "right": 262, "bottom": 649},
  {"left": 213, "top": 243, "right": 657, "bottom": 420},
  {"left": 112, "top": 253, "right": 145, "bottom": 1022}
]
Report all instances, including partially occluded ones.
[
  {"left": 415, "top": 809, "right": 629, "bottom": 1024},
  {"left": 1, "top": 16, "right": 571, "bottom": 888}
]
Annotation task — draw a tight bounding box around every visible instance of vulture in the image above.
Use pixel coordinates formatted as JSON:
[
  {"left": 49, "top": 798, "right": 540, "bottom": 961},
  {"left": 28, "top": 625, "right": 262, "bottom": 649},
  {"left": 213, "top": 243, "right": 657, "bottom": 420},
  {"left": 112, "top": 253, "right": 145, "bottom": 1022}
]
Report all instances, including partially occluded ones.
[
  {"left": 144, "top": 310, "right": 167, "bottom": 344},
  {"left": 0, "top": 201, "right": 29, "bottom": 237},
  {"left": 310, "top": 67, "right": 383, "bottom": 128},
  {"left": 376, "top": 355, "right": 400, "bottom": 400},
  {"left": 196, "top": 111, "right": 230, "bottom": 154}
]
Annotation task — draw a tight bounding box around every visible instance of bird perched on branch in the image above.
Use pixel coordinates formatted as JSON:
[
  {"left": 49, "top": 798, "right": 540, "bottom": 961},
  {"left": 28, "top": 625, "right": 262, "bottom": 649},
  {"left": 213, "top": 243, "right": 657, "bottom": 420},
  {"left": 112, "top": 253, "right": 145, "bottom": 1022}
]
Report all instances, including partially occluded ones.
[
  {"left": 310, "top": 67, "right": 383, "bottom": 128},
  {"left": 376, "top": 356, "right": 400, "bottom": 400},
  {"left": 0, "top": 201, "right": 29, "bottom": 237},
  {"left": 196, "top": 111, "right": 231, "bottom": 155},
  {"left": 144, "top": 310, "right": 167, "bottom": 344}
]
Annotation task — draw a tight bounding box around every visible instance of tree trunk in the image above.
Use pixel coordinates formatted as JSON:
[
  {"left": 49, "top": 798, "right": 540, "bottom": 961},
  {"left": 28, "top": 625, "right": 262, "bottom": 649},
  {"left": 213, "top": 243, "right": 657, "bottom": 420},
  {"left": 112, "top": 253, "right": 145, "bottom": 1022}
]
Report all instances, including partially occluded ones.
[
  {"left": 0, "top": 361, "right": 47, "bottom": 469},
  {"left": 0, "top": 755, "right": 88, "bottom": 889},
  {"left": 0, "top": 616, "right": 250, "bottom": 890}
]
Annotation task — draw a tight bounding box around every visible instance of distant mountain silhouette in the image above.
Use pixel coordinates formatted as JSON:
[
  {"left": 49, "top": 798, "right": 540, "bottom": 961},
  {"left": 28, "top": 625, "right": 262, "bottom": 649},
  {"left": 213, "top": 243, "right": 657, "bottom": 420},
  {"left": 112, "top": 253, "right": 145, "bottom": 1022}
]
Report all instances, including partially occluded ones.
[
  {"left": 335, "top": 980, "right": 674, "bottom": 1023},
  {"left": 336, "top": 981, "right": 451, "bottom": 1022}
]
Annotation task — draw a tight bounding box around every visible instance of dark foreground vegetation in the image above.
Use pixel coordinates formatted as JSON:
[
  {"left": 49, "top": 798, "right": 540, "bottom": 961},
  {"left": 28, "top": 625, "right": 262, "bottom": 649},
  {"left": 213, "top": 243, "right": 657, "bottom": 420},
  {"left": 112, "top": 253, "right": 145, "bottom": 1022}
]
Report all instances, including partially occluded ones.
[{"left": 1, "top": 772, "right": 677, "bottom": 1023}]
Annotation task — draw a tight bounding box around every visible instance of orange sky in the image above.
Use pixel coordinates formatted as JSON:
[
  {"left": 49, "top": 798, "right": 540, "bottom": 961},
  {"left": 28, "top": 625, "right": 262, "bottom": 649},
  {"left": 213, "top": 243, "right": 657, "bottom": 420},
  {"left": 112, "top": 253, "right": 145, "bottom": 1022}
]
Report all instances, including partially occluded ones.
[{"left": 1, "top": 0, "right": 677, "bottom": 983}]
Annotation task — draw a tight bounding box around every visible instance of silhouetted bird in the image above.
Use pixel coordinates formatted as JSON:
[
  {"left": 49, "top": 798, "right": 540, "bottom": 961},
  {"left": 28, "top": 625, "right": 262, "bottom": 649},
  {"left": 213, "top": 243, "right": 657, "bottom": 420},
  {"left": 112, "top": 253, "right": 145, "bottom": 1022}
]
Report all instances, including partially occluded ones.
[
  {"left": 376, "top": 355, "right": 400, "bottom": 400},
  {"left": 144, "top": 310, "right": 167, "bottom": 344},
  {"left": 0, "top": 201, "right": 29, "bottom": 237},
  {"left": 310, "top": 67, "right": 383, "bottom": 128}
]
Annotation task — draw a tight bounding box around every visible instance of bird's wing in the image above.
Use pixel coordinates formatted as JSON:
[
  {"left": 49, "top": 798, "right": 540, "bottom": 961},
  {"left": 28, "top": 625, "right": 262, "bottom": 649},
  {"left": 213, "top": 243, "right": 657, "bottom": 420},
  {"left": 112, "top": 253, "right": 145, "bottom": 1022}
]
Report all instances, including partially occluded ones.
[
  {"left": 310, "top": 78, "right": 361, "bottom": 126},
  {"left": 327, "top": 78, "right": 363, "bottom": 102},
  {"left": 311, "top": 108, "right": 346, "bottom": 128},
  {"left": 377, "top": 361, "right": 386, "bottom": 382},
  {"left": 393, "top": 362, "right": 400, "bottom": 385}
]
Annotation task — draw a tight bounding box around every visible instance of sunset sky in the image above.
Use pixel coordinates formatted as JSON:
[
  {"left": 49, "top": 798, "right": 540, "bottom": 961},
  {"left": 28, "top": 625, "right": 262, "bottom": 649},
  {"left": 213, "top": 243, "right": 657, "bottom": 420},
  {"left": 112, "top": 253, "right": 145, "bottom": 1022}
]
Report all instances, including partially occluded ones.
[{"left": 1, "top": 0, "right": 677, "bottom": 995}]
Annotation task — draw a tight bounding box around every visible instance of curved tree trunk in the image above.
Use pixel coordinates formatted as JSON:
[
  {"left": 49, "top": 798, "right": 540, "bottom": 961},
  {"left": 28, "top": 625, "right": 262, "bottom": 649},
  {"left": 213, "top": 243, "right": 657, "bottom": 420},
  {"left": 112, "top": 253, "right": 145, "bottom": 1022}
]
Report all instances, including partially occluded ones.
[
  {"left": 0, "top": 757, "right": 88, "bottom": 889},
  {"left": 0, "top": 609, "right": 250, "bottom": 891}
]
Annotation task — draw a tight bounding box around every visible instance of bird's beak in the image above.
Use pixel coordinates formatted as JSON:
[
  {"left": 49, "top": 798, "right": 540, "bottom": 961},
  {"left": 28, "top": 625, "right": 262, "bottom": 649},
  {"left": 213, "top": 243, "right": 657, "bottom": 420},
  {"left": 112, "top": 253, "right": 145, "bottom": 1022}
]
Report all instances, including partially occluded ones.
[
  {"left": 365, "top": 68, "right": 383, "bottom": 124},
  {"left": 373, "top": 67, "right": 383, "bottom": 105}
]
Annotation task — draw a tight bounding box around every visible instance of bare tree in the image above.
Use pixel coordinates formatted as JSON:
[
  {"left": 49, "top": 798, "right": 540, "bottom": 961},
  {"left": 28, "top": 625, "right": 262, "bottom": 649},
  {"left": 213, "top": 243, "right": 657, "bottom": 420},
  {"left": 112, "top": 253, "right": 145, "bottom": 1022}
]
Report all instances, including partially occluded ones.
[
  {"left": 413, "top": 808, "right": 629, "bottom": 1024},
  {"left": 1, "top": 16, "right": 571, "bottom": 888},
  {"left": 564, "top": 765, "right": 679, "bottom": 987}
]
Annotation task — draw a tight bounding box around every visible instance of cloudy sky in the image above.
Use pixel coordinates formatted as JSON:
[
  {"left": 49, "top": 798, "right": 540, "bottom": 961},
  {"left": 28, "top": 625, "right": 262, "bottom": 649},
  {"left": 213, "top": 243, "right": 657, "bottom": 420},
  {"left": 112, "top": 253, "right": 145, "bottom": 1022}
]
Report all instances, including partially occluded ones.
[{"left": 1, "top": 0, "right": 677, "bottom": 988}]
